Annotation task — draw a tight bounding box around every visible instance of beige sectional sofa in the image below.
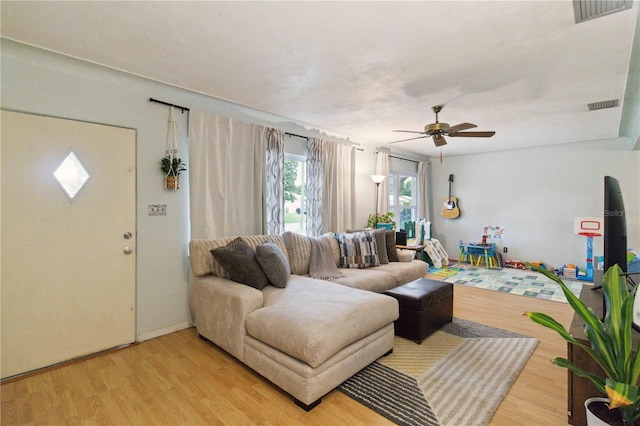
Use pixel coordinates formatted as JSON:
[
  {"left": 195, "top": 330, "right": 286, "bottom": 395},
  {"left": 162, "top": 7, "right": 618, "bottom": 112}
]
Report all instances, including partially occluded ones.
[{"left": 188, "top": 231, "right": 428, "bottom": 410}]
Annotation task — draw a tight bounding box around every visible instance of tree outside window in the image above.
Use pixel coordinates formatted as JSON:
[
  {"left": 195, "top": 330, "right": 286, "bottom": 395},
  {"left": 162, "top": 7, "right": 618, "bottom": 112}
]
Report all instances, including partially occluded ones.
[{"left": 284, "top": 156, "right": 307, "bottom": 234}]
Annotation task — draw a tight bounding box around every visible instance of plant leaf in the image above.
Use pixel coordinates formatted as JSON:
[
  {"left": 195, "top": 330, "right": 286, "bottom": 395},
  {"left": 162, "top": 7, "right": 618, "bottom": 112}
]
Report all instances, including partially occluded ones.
[
  {"left": 606, "top": 378, "right": 639, "bottom": 409},
  {"left": 553, "top": 357, "right": 606, "bottom": 394},
  {"left": 529, "top": 264, "right": 619, "bottom": 376},
  {"left": 524, "top": 312, "right": 579, "bottom": 344}
]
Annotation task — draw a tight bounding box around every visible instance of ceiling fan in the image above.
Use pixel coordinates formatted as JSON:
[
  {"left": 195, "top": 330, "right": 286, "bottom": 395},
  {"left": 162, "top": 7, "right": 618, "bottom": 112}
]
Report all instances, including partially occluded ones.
[{"left": 389, "top": 105, "right": 495, "bottom": 147}]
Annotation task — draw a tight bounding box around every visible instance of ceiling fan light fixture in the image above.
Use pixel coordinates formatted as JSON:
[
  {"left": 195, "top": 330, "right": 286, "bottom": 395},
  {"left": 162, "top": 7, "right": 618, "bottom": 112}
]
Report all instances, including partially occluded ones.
[
  {"left": 425, "top": 122, "right": 450, "bottom": 132},
  {"left": 434, "top": 134, "right": 447, "bottom": 147},
  {"left": 388, "top": 105, "right": 494, "bottom": 148}
]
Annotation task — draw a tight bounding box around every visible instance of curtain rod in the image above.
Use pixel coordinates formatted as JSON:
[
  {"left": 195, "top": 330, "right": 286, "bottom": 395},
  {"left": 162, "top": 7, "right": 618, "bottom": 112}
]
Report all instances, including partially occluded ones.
[
  {"left": 285, "top": 132, "right": 308, "bottom": 140},
  {"left": 391, "top": 155, "right": 419, "bottom": 164},
  {"left": 286, "top": 132, "right": 363, "bottom": 151},
  {"left": 149, "top": 98, "right": 190, "bottom": 113},
  {"left": 376, "top": 152, "right": 421, "bottom": 164},
  {"left": 149, "top": 98, "right": 363, "bottom": 150}
]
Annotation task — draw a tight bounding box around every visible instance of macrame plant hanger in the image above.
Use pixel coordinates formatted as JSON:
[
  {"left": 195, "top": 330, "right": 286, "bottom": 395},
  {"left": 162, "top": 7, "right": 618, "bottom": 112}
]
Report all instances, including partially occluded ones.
[{"left": 164, "top": 107, "right": 180, "bottom": 190}]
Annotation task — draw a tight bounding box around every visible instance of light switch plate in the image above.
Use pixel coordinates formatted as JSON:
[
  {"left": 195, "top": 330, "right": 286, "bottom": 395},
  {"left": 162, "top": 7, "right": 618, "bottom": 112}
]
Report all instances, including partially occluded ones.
[{"left": 149, "top": 204, "right": 167, "bottom": 216}]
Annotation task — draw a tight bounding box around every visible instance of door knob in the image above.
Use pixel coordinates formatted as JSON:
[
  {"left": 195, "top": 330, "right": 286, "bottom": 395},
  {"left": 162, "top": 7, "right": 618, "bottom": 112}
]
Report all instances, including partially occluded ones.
[
  {"left": 124, "top": 232, "right": 133, "bottom": 239},
  {"left": 123, "top": 247, "right": 133, "bottom": 255}
]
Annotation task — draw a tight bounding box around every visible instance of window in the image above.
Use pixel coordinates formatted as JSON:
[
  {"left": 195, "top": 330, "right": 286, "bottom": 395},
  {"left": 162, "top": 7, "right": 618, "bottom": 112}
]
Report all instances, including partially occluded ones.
[
  {"left": 53, "top": 151, "right": 90, "bottom": 201},
  {"left": 388, "top": 171, "right": 417, "bottom": 228},
  {"left": 284, "top": 154, "right": 307, "bottom": 235}
]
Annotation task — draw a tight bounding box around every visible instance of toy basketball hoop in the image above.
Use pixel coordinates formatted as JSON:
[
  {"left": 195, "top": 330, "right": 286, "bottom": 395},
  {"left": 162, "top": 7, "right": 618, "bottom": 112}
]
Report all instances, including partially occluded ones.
[
  {"left": 574, "top": 217, "right": 603, "bottom": 237},
  {"left": 574, "top": 217, "right": 603, "bottom": 282}
]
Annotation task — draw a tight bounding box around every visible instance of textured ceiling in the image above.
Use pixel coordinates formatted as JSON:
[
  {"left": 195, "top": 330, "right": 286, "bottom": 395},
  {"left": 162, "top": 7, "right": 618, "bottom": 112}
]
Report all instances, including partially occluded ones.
[{"left": 1, "top": 1, "right": 638, "bottom": 156}]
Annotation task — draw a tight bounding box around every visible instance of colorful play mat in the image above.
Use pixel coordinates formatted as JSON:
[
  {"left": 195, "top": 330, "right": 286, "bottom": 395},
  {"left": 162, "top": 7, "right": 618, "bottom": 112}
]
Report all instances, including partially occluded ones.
[{"left": 442, "top": 266, "right": 584, "bottom": 303}]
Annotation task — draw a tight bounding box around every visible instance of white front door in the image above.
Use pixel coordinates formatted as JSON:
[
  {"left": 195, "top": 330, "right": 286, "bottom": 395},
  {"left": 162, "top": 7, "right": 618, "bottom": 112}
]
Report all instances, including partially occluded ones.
[{"left": 1, "top": 110, "right": 136, "bottom": 379}]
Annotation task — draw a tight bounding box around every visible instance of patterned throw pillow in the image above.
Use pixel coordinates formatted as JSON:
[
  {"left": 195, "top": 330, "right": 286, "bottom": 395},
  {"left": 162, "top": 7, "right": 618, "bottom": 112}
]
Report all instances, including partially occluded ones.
[
  {"left": 346, "top": 228, "right": 389, "bottom": 264},
  {"left": 256, "top": 241, "right": 291, "bottom": 288},
  {"left": 210, "top": 237, "right": 269, "bottom": 290},
  {"left": 335, "top": 231, "right": 380, "bottom": 268}
]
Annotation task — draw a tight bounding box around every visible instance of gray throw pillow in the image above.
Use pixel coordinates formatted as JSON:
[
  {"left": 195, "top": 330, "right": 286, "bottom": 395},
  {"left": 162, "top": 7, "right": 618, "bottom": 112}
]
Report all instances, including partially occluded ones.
[
  {"left": 256, "top": 241, "right": 291, "bottom": 288},
  {"left": 386, "top": 230, "right": 399, "bottom": 262},
  {"left": 210, "top": 237, "right": 269, "bottom": 290},
  {"left": 373, "top": 228, "right": 389, "bottom": 264}
]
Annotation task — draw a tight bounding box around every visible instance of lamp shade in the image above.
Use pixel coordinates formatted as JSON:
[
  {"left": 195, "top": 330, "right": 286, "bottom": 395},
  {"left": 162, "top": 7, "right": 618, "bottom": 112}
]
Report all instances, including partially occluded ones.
[{"left": 371, "top": 174, "right": 386, "bottom": 184}]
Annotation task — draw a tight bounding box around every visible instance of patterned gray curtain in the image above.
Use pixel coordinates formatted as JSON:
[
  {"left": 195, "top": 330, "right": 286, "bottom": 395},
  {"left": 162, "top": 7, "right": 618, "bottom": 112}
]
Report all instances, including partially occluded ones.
[
  {"left": 306, "top": 138, "right": 324, "bottom": 237},
  {"left": 306, "top": 138, "right": 356, "bottom": 235},
  {"left": 265, "top": 128, "right": 285, "bottom": 234}
]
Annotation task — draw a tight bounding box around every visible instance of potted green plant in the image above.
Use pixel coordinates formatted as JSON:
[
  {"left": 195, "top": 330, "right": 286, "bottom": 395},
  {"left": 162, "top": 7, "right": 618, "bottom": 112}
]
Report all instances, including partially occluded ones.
[
  {"left": 525, "top": 264, "right": 640, "bottom": 425},
  {"left": 367, "top": 212, "right": 395, "bottom": 230},
  {"left": 160, "top": 156, "right": 187, "bottom": 190}
]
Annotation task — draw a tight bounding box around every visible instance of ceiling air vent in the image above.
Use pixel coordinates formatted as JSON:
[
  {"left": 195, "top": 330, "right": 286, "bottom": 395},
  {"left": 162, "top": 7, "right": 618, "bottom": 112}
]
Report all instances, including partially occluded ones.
[
  {"left": 587, "top": 99, "right": 619, "bottom": 111},
  {"left": 573, "top": 0, "right": 633, "bottom": 23}
]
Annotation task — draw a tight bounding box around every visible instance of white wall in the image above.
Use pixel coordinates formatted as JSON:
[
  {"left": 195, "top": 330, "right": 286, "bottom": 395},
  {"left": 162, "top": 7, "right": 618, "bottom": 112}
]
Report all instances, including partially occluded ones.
[
  {"left": 429, "top": 140, "right": 640, "bottom": 271},
  {"left": 0, "top": 40, "right": 357, "bottom": 339}
]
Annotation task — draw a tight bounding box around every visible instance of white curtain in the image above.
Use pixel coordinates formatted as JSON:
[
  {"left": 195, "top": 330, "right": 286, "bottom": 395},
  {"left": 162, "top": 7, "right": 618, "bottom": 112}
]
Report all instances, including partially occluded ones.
[
  {"left": 266, "top": 128, "right": 285, "bottom": 234},
  {"left": 375, "top": 152, "right": 390, "bottom": 214},
  {"left": 189, "top": 110, "right": 267, "bottom": 239},
  {"left": 306, "top": 138, "right": 356, "bottom": 236},
  {"left": 324, "top": 144, "right": 356, "bottom": 233},
  {"left": 417, "top": 160, "right": 431, "bottom": 221}
]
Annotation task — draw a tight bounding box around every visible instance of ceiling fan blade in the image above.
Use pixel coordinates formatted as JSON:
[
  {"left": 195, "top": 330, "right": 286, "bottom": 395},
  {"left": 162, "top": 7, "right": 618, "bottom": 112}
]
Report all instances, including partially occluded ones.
[
  {"left": 444, "top": 122, "right": 476, "bottom": 133},
  {"left": 449, "top": 131, "right": 496, "bottom": 138},
  {"left": 392, "top": 130, "right": 427, "bottom": 134},
  {"left": 388, "top": 135, "right": 429, "bottom": 144},
  {"left": 433, "top": 134, "right": 447, "bottom": 147}
]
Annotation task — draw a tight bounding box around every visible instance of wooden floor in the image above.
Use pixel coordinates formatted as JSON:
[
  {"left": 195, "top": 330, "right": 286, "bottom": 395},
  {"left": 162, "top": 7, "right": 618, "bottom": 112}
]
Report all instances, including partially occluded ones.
[{"left": 1, "top": 284, "right": 574, "bottom": 425}]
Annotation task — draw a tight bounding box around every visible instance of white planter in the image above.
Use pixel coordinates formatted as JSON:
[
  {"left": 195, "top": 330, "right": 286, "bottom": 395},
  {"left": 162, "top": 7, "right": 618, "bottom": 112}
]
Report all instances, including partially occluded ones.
[{"left": 585, "top": 397, "right": 611, "bottom": 426}]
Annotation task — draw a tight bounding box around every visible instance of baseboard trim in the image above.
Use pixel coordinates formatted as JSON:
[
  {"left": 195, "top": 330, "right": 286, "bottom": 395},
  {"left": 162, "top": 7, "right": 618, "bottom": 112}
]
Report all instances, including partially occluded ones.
[
  {"left": 1, "top": 342, "right": 137, "bottom": 384},
  {"left": 137, "top": 321, "right": 192, "bottom": 342}
]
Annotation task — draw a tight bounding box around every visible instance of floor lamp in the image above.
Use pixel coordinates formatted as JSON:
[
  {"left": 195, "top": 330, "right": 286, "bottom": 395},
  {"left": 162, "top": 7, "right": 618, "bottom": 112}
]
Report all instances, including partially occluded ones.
[{"left": 371, "top": 175, "right": 386, "bottom": 227}]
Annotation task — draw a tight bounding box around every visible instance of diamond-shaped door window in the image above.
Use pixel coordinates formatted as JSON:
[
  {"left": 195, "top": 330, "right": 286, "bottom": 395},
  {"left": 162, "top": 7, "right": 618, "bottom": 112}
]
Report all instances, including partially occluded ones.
[{"left": 53, "top": 151, "right": 90, "bottom": 201}]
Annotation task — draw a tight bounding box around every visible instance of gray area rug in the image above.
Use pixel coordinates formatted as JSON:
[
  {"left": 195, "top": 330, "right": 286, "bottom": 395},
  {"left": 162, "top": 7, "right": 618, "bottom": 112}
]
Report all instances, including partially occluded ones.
[{"left": 337, "top": 318, "right": 538, "bottom": 426}]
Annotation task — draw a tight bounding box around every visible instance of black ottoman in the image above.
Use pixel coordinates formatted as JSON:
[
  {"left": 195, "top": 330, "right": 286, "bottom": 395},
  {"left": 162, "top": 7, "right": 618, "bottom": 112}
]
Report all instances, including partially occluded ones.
[{"left": 384, "top": 278, "right": 454, "bottom": 344}]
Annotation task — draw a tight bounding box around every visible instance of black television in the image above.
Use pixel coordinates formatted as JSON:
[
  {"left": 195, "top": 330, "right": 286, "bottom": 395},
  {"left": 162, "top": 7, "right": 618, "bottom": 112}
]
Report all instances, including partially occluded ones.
[
  {"left": 593, "top": 176, "right": 628, "bottom": 293},
  {"left": 604, "top": 176, "right": 627, "bottom": 274}
]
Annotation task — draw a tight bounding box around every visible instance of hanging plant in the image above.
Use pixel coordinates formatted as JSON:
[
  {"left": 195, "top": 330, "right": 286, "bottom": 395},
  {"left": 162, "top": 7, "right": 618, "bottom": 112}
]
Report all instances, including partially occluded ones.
[
  {"left": 160, "top": 156, "right": 186, "bottom": 190},
  {"left": 161, "top": 106, "right": 185, "bottom": 191}
]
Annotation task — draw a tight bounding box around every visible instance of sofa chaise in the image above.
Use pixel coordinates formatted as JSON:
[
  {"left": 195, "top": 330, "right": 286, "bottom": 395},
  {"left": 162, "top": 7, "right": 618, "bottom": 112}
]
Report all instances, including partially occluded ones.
[{"left": 188, "top": 230, "right": 428, "bottom": 410}]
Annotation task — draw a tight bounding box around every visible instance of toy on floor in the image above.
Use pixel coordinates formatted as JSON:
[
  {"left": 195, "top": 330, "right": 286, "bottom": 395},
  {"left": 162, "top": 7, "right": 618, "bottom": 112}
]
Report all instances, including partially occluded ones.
[
  {"left": 574, "top": 217, "right": 603, "bottom": 282},
  {"left": 430, "top": 238, "right": 449, "bottom": 266},
  {"left": 423, "top": 240, "right": 442, "bottom": 268},
  {"left": 562, "top": 264, "right": 578, "bottom": 279},
  {"left": 504, "top": 260, "right": 526, "bottom": 269},
  {"left": 627, "top": 249, "right": 639, "bottom": 274},
  {"left": 530, "top": 262, "right": 547, "bottom": 270}
]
